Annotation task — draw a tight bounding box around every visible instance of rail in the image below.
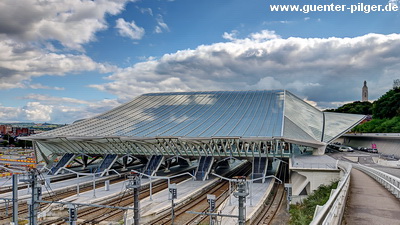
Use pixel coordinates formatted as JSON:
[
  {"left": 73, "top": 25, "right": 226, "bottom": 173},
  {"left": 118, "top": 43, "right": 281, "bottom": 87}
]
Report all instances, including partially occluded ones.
[
  {"left": 352, "top": 163, "right": 400, "bottom": 198},
  {"left": 211, "top": 172, "right": 282, "bottom": 206},
  {"left": 310, "top": 162, "right": 351, "bottom": 225}
]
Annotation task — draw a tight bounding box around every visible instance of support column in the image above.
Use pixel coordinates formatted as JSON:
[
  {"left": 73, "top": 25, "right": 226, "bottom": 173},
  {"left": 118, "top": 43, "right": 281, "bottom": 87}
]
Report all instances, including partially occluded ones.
[
  {"left": 82, "top": 155, "right": 88, "bottom": 168},
  {"left": 122, "top": 155, "right": 128, "bottom": 171},
  {"left": 12, "top": 174, "right": 18, "bottom": 225}
]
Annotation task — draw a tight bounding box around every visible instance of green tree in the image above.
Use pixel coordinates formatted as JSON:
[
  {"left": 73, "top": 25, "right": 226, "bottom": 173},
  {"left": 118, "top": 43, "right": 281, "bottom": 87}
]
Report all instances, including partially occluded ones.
[
  {"left": 324, "top": 101, "right": 372, "bottom": 115},
  {"left": 372, "top": 87, "right": 400, "bottom": 119}
]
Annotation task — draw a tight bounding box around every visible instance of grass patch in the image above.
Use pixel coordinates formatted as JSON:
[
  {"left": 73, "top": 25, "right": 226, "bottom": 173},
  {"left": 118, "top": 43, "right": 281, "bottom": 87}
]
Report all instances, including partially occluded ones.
[{"left": 289, "top": 181, "right": 339, "bottom": 225}]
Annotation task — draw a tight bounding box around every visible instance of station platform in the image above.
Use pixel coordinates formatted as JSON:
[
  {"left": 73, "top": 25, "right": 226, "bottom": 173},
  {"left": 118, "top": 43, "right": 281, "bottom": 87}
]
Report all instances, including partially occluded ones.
[
  {"left": 51, "top": 164, "right": 198, "bottom": 206},
  {"left": 40, "top": 164, "right": 198, "bottom": 219},
  {"left": 218, "top": 179, "right": 274, "bottom": 225},
  {"left": 0, "top": 173, "right": 121, "bottom": 201},
  {"left": 217, "top": 160, "right": 280, "bottom": 224},
  {"left": 137, "top": 177, "right": 217, "bottom": 224},
  {"left": 0, "top": 163, "right": 101, "bottom": 188},
  {"left": 125, "top": 160, "right": 247, "bottom": 224},
  {"left": 342, "top": 168, "right": 400, "bottom": 224},
  {"left": 0, "top": 172, "right": 76, "bottom": 188}
]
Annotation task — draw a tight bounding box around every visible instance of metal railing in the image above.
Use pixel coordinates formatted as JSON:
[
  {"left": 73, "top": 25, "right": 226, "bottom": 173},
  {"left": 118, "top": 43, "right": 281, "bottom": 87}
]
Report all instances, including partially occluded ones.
[
  {"left": 352, "top": 163, "right": 400, "bottom": 198},
  {"left": 311, "top": 161, "right": 400, "bottom": 225},
  {"left": 310, "top": 162, "right": 352, "bottom": 225},
  {"left": 291, "top": 161, "right": 338, "bottom": 170}
]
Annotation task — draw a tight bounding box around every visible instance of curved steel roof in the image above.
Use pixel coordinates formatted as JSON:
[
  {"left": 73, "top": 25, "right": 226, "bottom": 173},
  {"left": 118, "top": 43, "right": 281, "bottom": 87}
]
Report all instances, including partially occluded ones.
[
  {"left": 38, "top": 90, "right": 286, "bottom": 138},
  {"left": 24, "top": 90, "right": 364, "bottom": 153}
]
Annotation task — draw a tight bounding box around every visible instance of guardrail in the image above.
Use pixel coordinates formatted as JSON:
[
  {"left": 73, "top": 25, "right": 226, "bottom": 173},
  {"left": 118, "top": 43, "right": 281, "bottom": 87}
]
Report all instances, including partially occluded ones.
[
  {"left": 352, "top": 163, "right": 400, "bottom": 198},
  {"left": 310, "top": 162, "right": 352, "bottom": 225},
  {"left": 291, "top": 162, "right": 338, "bottom": 170},
  {"left": 311, "top": 161, "right": 400, "bottom": 225}
]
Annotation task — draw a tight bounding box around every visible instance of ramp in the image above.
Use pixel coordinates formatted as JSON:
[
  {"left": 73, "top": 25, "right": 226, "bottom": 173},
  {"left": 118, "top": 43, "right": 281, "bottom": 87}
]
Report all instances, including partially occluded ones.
[
  {"left": 144, "top": 155, "right": 164, "bottom": 176},
  {"left": 252, "top": 157, "right": 268, "bottom": 183},
  {"left": 95, "top": 154, "right": 118, "bottom": 177},
  {"left": 48, "top": 153, "right": 75, "bottom": 175},
  {"left": 195, "top": 156, "right": 214, "bottom": 181}
]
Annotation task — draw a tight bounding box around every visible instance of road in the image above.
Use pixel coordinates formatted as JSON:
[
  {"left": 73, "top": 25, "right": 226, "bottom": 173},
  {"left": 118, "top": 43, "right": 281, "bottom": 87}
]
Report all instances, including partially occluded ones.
[{"left": 326, "top": 150, "right": 400, "bottom": 178}]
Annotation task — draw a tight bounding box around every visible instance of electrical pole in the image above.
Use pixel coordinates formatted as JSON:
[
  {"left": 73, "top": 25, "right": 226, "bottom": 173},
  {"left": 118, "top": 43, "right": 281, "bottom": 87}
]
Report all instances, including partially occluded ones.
[
  {"left": 67, "top": 204, "right": 77, "bottom": 225},
  {"left": 21, "top": 170, "right": 41, "bottom": 225},
  {"left": 12, "top": 174, "right": 18, "bottom": 225},
  {"left": 187, "top": 179, "right": 250, "bottom": 224},
  {"left": 207, "top": 194, "right": 216, "bottom": 225},
  {"left": 169, "top": 183, "right": 177, "bottom": 225},
  {"left": 233, "top": 179, "right": 249, "bottom": 225},
  {"left": 126, "top": 171, "right": 141, "bottom": 225}
]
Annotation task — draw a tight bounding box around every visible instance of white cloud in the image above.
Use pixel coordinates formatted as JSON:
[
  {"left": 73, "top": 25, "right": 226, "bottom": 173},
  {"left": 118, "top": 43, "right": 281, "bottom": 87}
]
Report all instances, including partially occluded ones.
[
  {"left": 22, "top": 94, "right": 90, "bottom": 105},
  {"left": 116, "top": 18, "right": 145, "bottom": 40},
  {"left": 0, "top": 40, "right": 115, "bottom": 89},
  {"left": 0, "top": 104, "right": 22, "bottom": 120},
  {"left": 222, "top": 30, "right": 239, "bottom": 41},
  {"left": 24, "top": 102, "right": 53, "bottom": 122},
  {"left": 0, "top": 0, "right": 133, "bottom": 50},
  {"left": 139, "top": 7, "right": 153, "bottom": 16},
  {"left": 389, "top": 0, "right": 399, "bottom": 6},
  {"left": 90, "top": 31, "right": 400, "bottom": 109},
  {"left": 25, "top": 83, "right": 64, "bottom": 90},
  {"left": 0, "top": 95, "right": 122, "bottom": 123},
  {"left": 303, "top": 98, "right": 319, "bottom": 108},
  {"left": 154, "top": 15, "right": 169, "bottom": 34},
  {"left": 249, "top": 30, "right": 280, "bottom": 41},
  {"left": 0, "top": 0, "right": 127, "bottom": 91}
]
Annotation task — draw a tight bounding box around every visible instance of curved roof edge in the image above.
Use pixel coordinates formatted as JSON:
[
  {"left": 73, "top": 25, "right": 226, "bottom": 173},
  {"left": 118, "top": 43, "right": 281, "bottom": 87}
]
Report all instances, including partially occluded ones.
[{"left": 22, "top": 90, "right": 366, "bottom": 149}]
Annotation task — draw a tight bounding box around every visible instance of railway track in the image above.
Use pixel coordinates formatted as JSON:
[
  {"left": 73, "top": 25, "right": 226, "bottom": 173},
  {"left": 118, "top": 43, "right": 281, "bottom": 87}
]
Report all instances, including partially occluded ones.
[
  {"left": 252, "top": 161, "right": 288, "bottom": 225},
  {"left": 149, "top": 162, "right": 252, "bottom": 225},
  {"left": 1, "top": 162, "right": 253, "bottom": 224},
  {"left": 0, "top": 173, "right": 127, "bottom": 224},
  {"left": 0, "top": 173, "right": 79, "bottom": 195},
  {"left": 39, "top": 174, "right": 191, "bottom": 224}
]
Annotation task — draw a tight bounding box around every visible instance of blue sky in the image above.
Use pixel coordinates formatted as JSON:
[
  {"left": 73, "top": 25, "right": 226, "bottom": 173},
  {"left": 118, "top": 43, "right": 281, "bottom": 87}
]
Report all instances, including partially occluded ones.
[{"left": 0, "top": 0, "right": 399, "bottom": 123}]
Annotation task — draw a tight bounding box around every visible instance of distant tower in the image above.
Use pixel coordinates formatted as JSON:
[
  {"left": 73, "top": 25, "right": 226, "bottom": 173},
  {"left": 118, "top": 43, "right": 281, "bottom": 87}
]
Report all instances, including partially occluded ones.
[{"left": 362, "top": 81, "right": 368, "bottom": 102}]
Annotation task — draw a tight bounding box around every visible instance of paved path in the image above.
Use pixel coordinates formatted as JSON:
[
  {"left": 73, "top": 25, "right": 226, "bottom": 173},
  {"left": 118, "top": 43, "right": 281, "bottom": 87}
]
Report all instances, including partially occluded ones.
[{"left": 342, "top": 168, "right": 400, "bottom": 225}]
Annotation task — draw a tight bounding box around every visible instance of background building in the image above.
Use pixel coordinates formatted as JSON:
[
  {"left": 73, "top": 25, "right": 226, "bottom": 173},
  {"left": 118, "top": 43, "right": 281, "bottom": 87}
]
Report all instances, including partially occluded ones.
[{"left": 362, "top": 80, "right": 368, "bottom": 102}]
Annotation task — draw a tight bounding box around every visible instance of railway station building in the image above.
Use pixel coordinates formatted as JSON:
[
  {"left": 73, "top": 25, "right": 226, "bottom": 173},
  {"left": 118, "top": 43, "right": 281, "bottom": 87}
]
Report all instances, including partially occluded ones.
[{"left": 23, "top": 90, "right": 365, "bottom": 182}]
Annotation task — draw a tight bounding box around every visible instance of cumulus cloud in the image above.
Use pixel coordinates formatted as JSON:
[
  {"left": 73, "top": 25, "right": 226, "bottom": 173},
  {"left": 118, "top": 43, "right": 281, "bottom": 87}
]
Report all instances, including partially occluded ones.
[
  {"left": 90, "top": 31, "right": 400, "bottom": 108},
  {"left": 0, "top": 40, "right": 115, "bottom": 89},
  {"left": 24, "top": 102, "right": 53, "bottom": 122},
  {"left": 0, "top": 1, "right": 124, "bottom": 90},
  {"left": 116, "top": 18, "right": 145, "bottom": 40},
  {"left": 222, "top": 30, "right": 239, "bottom": 41},
  {"left": 0, "top": 0, "right": 133, "bottom": 50},
  {"left": 1, "top": 95, "right": 121, "bottom": 123},
  {"left": 0, "top": 104, "right": 22, "bottom": 121}
]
